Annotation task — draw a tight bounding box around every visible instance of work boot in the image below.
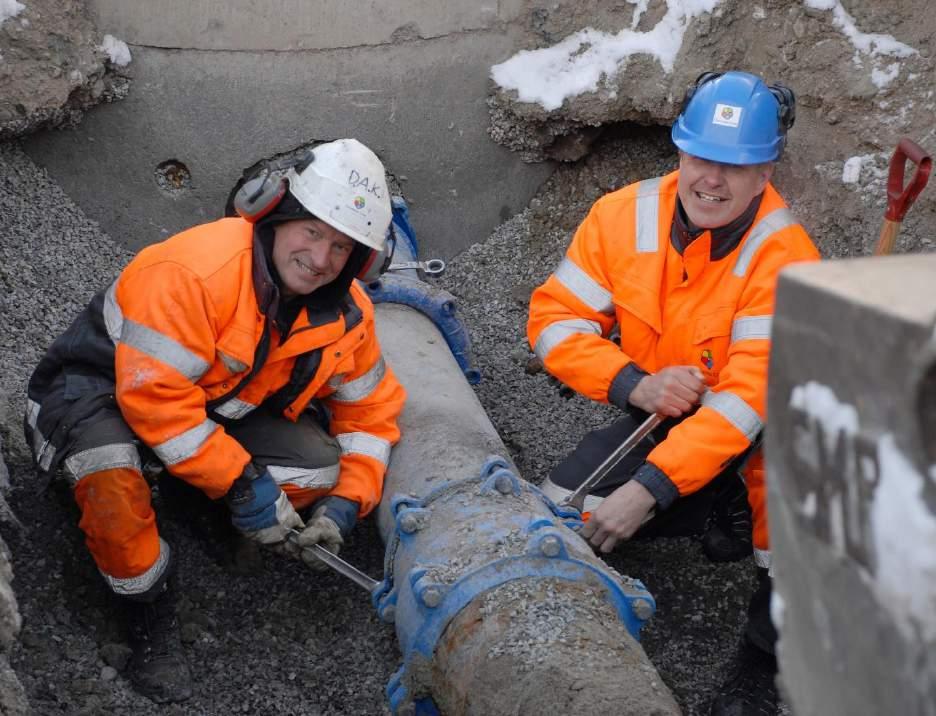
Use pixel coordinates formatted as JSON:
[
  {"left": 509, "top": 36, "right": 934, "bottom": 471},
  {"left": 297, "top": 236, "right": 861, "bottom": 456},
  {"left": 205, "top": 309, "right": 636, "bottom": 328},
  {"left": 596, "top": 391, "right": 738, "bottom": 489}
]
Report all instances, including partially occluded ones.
[
  {"left": 124, "top": 583, "right": 193, "bottom": 703},
  {"left": 709, "top": 638, "right": 779, "bottom": 716},
  {"left": 702, "top": 473, "right": 753, "bottom": 562}
]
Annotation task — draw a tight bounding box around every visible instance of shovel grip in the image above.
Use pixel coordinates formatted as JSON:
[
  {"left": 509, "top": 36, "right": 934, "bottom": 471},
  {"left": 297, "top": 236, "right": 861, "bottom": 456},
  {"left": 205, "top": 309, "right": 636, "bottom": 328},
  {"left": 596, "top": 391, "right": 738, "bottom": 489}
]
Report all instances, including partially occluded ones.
[{"left": 885, "top": 138, "right": 932, "bottom": 222}]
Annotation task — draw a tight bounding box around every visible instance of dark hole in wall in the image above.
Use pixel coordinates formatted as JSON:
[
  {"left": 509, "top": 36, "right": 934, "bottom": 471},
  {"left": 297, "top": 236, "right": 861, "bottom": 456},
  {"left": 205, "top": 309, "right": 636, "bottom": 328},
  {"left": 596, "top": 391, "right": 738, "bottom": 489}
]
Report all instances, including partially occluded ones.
[{"left": 154, "top": 159, "right": 192, "bottom": 195}]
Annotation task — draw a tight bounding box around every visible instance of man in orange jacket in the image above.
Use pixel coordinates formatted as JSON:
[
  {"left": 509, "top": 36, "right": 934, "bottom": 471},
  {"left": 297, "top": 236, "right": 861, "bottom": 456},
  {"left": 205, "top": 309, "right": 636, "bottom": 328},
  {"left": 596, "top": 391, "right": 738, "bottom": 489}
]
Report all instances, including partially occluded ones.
[
  {"left": 24, "top": 138, "right": 406, "bottom": 704},
  {"left": 528, "top": 72, "right": 819, "bottom": 715}
]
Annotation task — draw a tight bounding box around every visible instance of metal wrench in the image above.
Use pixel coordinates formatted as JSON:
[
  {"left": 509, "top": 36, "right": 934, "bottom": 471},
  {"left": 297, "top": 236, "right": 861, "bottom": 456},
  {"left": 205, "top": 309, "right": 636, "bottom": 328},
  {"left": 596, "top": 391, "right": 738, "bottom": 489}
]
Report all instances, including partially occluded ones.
[
  {"left": 559, "top": 413, "right": 663, "bottom": 513},
  {"left": 287, "top": 528, "right": 380, "bottom": 593},
  {"left": 386, "top": 258, "right": 446, "bottom": 276}
]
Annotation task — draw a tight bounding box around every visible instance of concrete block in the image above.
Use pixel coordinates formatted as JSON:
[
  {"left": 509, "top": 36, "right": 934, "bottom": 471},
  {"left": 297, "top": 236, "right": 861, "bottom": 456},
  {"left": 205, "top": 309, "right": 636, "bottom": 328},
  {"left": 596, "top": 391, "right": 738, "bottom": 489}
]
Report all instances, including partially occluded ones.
[
  {"left": 766, "top": 254, "right": 936, "bottom": 715},
  {"left": 87, "top": 0, "right": 525, "bottom": 51},
  {"left": 25, "top": 11, "right": 551, "bottom": 259}
]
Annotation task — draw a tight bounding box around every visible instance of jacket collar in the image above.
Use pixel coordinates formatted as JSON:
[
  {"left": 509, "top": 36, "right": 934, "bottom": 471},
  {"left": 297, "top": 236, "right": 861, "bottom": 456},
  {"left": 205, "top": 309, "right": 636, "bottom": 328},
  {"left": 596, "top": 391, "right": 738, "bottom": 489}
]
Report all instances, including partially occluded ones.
[{"left": 671, "top": 193, "right": 763, "bottom": 260}]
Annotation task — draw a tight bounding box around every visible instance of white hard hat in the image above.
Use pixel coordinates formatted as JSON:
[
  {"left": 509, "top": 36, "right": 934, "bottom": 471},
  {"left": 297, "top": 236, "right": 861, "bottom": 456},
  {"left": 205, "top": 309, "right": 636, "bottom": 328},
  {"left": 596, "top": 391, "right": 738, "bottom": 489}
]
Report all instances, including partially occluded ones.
[{"left": 285, "top": 138, "right": 392, "bottom": 252}]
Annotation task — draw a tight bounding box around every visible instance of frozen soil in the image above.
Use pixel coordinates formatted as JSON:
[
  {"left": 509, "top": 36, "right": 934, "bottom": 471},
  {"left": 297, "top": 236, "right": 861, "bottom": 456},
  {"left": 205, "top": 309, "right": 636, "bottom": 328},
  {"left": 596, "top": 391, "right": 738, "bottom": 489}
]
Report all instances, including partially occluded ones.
[{"left": 1, "top": 126, "right": 772, "bottom": 714}]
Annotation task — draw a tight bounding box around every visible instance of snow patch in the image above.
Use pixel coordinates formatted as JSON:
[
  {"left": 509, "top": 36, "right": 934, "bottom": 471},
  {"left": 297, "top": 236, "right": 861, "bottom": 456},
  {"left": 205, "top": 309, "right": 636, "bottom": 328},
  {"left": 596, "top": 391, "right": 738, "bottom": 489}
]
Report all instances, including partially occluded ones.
[
  {"left": 792, "top": 381, "right": 936, "bottom": 643},
  {"left": 801, "top": 491, "right": 817, "bottom": 518},
  {"left": 790, "top": 382, "right": 859, "bottom": 453},
  {"left": 803, "top": 0, "right": 916, "bottom": 58},
  {"left": 770, "top": 589, "right": 785, "bottom": 630},
  {"left": 804, "top": 0, "right": 915, "bottom": 96},
  {"left": 0, "top": 0, "right": 24, "bottom": 24},
  {"left": 100, "top": 34, "right": 132, "bottom": 67},
  {"left": 870, "top": 435, "right": 936, "bottom": 642},
  {"left": 871, "top": 62, "right": 901, "bottom": 89},
  {"left": 491, "top": 0, "right": 722, "bottom": 111},
  {"left": 842, "top": 156, "right": 863, "bottom": 184},
  {"left": 629, "top": 0, "right": 651, "bottom": 30}
]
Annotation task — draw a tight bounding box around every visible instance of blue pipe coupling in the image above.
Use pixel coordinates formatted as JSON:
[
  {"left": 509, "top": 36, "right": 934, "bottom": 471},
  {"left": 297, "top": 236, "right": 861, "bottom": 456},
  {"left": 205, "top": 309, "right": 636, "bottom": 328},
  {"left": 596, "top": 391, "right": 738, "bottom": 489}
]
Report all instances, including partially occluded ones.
[{"left": 373, "top": 456, "right": 656, "bottom": 712}]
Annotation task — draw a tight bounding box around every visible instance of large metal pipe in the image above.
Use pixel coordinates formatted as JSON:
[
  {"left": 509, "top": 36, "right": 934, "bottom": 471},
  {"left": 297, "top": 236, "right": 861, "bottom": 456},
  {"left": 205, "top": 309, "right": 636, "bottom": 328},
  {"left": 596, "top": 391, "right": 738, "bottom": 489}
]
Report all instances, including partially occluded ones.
[{"left": 371, "top": 298, "right": 681, "bottom": 714}]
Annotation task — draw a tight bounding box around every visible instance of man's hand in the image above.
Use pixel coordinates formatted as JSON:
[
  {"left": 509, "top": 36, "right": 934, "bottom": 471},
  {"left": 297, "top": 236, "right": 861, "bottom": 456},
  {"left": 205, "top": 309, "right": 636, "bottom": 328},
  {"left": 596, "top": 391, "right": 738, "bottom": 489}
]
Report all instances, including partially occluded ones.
[
  {"left": 291, "top": 504, "right": 345, "bottom": 572},
  {"left": 579, "top": 480, "right": 657, "bottom": 553},
  {"left": 224, "top": 466, "right": 304, "bottom": 546},
  {"left": 629, "top": 366, "right": 705, "bottom": 417}
]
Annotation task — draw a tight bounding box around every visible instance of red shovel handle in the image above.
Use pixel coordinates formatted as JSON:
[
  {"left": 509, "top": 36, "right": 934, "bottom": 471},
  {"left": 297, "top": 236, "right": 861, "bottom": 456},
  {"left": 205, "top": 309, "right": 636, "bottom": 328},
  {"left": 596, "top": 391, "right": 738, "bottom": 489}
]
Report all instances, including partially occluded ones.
[{"left": 885, "top": 138, "right": 932, "bottom": 222}]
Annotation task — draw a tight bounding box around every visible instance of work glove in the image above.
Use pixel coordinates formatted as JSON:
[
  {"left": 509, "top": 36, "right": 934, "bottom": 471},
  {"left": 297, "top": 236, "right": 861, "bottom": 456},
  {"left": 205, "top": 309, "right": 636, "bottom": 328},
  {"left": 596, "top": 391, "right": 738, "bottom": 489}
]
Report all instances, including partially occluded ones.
[
  {"left": 290, "top": 496, "right": 359, "bottom": 572},
  {"left": 224, "top": 463, "right": 304, "bottom": 546}
]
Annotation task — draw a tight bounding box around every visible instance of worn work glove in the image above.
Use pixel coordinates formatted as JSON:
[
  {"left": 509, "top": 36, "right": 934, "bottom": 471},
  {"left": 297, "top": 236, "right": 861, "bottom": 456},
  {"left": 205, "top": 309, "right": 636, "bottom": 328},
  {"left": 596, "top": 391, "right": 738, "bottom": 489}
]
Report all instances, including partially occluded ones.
[
  {"left": 291, "top": 496, "right": 359, "bottom": 572},
  {"left": 224, "top": 464, "right": 304, "bottom": 546}
]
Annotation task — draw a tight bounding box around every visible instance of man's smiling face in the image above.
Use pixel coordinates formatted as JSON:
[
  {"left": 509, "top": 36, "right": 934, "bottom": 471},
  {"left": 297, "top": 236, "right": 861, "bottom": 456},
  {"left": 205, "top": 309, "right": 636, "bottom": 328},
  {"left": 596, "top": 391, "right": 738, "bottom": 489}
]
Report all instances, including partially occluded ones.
[
  {"left": 272, "top": 217, "right": 354, "bottom": 299},
  {"left": 677, "top": 152, "right": 774, "bottom": 229}
]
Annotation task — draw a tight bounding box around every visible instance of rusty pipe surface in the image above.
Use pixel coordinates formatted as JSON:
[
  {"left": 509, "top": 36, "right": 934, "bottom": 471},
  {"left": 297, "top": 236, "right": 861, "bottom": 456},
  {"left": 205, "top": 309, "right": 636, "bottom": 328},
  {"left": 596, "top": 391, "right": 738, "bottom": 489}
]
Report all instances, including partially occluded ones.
[{"left": 373, "top": 302, "right": 680, "bottom": 715}]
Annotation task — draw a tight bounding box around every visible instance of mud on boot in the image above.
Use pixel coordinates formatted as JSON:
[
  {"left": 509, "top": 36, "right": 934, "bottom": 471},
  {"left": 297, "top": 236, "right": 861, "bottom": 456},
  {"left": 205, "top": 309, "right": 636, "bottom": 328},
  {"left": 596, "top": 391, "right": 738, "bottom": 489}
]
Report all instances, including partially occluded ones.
[
  {"left": 124, "top": 583, "right": 193, "bottom": 704},
  {"left": 709, "top": 637, "right": 779, "bottom": 716}
]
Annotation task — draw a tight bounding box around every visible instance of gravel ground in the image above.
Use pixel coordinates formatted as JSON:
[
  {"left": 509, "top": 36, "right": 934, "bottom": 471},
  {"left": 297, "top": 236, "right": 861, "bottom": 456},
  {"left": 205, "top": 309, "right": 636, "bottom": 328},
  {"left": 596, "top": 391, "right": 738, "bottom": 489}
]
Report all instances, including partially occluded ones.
[{"left": 0, "top": 128, "right": 767, "bottom": 715}]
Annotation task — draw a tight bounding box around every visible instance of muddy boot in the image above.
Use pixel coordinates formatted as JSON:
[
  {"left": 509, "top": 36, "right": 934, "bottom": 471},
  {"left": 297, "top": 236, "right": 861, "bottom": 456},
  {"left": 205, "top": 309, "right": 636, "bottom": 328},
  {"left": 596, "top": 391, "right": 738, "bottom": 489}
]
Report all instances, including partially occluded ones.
[
  {"left": 701, "top": 473, "right": 753, "bottom": 562},
  {"left": 124, "top": 583, "right": 193, "bottom": 704},
  {"left": 709, "top": 637, "right": 779, "bottom": 716}
]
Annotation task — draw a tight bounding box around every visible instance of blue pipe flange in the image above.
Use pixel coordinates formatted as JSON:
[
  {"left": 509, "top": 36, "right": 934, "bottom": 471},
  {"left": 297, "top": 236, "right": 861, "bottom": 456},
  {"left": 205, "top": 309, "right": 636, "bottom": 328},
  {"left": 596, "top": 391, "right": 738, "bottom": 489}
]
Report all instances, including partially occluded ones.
[
  {"left": 380, "top": 457, "right": 657, "bottom": 713},
  {"left": 399, "top": 552, "right": 654, "bottom": 659},
  {"left": 363, "top": 273, "right": 481, "bottom": 384},
  {"left": 478, "top": 454, "right": 511, "bottom": 476}
]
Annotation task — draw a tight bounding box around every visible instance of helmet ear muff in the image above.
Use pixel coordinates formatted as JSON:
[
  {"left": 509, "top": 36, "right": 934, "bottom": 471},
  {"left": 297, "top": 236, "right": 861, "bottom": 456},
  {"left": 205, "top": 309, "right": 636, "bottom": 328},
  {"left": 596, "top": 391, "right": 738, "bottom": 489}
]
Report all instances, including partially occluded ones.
[
  {"left": 679, "top": 71, "right": 723, "bottom": 117},
  {"left": 233, "top": 171, "right": 288, "bottom": 223},
  {"left": 232, "top": 149, "right": 316, "bottom": 223},
  {"left": 356, "top": 230, "right": 395, "bottom": 283},
  {"left": 767, "top": 82, "right": 796, "bottom": 159},
  {"left": 768, "top": 83, "right": 796, "bottom": 133}
]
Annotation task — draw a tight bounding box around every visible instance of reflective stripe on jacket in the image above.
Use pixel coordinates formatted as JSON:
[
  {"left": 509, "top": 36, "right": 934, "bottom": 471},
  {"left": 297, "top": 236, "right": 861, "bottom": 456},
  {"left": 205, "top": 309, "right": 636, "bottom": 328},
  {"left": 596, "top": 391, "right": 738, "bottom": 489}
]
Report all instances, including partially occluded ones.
[
  {"left": 29, "top": 218, "right": 405, "bottom": 515},
  {"left": 528, "top": 171, "right": 819, "bottom": 528}
]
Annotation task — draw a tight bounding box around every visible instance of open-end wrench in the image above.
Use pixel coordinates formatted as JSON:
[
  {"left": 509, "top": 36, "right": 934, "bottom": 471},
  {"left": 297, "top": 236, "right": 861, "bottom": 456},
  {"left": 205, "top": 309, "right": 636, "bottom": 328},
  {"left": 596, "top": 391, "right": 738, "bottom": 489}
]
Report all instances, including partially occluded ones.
[
  {"left": 386, "top": 258, "right": 446, "bottom": 276},
  {"left": 287, "top": 528, "right": 379, "bottom": 593},
  {"left": 559, "top": 413, "right": 663, "bottom": 514}
]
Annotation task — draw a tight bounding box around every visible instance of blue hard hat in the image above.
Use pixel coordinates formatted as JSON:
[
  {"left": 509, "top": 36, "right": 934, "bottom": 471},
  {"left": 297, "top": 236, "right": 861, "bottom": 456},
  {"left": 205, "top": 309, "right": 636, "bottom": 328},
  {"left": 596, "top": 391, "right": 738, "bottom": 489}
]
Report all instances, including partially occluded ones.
[{"left": 671, "top": 71, "right": 792, "bottom": 165}]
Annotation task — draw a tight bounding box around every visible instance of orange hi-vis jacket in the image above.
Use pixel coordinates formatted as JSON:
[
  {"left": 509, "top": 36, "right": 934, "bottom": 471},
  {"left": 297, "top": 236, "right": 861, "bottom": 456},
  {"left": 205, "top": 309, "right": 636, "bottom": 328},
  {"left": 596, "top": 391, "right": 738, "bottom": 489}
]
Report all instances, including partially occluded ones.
[
  {"left": 32, "top": 218, "right": 405, "bottom": 516},
  {"left": 528, "top": 171, "right": 819, "bottom": 555}
]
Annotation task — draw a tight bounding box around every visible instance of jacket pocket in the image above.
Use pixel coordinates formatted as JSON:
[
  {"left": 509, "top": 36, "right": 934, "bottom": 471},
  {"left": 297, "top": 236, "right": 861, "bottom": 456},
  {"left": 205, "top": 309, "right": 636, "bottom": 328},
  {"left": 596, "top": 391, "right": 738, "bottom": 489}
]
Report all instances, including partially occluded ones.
[
  {"left": 692, "top": 307, "right": 733, "bottom": 344},
  {"left": 692, "top": 307, "right": 733, "bottom": 376}
]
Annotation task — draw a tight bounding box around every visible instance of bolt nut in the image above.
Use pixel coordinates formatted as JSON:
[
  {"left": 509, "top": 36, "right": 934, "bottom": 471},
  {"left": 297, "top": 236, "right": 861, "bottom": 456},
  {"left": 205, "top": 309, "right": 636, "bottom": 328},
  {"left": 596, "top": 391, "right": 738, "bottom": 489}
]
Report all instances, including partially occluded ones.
[
  {"left": 540, "top": 535, "right": 562, "bottom": 557},
  {"left": 494, "top": 474, "right": 514, "bottom": 495},
  {"left": 381, "top": 604, "right": 397, "bottom": 622},
  {"left": 631, "top": 598, "right": 653, "bottom": 621},
  {"left": 399, "top": 512, "right": 421, "bottom": 534},
  {"left": 420, "top": 585, "right": 443, "bottom": 608}
]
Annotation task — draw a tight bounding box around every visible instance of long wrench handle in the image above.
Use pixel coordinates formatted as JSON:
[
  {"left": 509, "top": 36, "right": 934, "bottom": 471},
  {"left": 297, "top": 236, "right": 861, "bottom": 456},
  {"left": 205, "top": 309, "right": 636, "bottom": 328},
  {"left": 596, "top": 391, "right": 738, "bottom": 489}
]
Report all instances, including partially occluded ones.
[
  {"left": 561, "top": 413, "right": 664, "bottom": 511},
  {"left": 287, "top": 530, "right": 380, "bottom": 593}
]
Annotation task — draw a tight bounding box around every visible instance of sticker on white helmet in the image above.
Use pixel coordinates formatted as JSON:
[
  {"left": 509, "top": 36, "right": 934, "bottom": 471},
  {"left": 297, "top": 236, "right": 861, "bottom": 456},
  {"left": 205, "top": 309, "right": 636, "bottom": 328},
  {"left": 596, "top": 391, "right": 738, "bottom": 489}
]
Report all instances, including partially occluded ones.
[{"left": 712, "top": 104, "right": 742, "bottom": 128}]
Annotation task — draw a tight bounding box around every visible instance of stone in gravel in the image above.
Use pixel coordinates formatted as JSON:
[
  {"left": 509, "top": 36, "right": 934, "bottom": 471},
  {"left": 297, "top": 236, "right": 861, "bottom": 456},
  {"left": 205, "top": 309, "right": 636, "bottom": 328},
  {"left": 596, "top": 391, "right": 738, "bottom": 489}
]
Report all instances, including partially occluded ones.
[
  {"left": 524, "top": 356, "right": 544, "bottom": 375},
  {"left": 71, "top": 677, "right": 104, "bottom": 695},
  {"left": 99, "top": 643, "right": 131, "bottom": 671},
  {"left": 180, "top": 621, "right": 202, "bottom": 644},
  {"left": 99, "top": 666, "right": 117, "bottom": 682}
]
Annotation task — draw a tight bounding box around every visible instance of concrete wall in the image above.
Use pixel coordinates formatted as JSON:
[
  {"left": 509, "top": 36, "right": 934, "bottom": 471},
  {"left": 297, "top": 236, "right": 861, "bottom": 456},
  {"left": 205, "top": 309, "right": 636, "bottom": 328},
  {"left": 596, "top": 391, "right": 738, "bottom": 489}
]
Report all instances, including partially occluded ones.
[
  {"left": 23, "top": 0, "right": 551, "bottom": 257},
  {"left": 766, "top": 255, "right": 936, "bottom": 715}
]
